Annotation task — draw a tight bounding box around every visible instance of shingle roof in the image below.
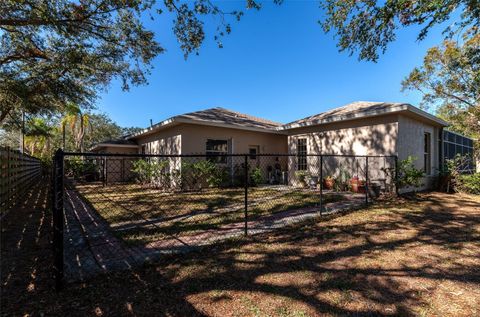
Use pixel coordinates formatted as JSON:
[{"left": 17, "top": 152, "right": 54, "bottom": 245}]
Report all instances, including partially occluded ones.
[
  {"left": 177, "top": 107, "right": 282, "bottom": 130},
  {"left": 283, "top": 101, "right": 406, "bottom": 128},
  {"left": 126, "top": 102, "right": 447, "bottom": 141}
]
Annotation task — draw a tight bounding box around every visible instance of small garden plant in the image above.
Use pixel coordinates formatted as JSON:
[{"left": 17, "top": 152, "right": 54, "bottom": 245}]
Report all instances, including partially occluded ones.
[
  {"left": 181, "top": 160, "right": 229, "bottom": 189},
  {"left": 131, "top": 159, "right": 172, "bottom": 189},
  {"left": 438, "top": 154, "right": 479, "bottom": 194},
  {"left": 250, "top": 167, "right": 264, "bottom": 186},
  {"left": 382, "top": 156, "right": 424, "bottom": 191},
  {"left": 456, "top": 173, "right": 480, "bottom": 194},
  {"left": 295, "top": 170, "right": 310, "bottom": 188},
  {"left": 65, "top": 157, "right": 98, "bottom": 181}
]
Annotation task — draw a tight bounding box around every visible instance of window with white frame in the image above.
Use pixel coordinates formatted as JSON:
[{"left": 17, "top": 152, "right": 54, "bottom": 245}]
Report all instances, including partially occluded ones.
[
  {"left": 297, "top": 138, "right": 307, "bottom": 171},
  {"left": 424, "top": 132, "right": 431, "bottom": 175},
  {"left": 206, "top": 139, "right": 228, "bottom": 163}
]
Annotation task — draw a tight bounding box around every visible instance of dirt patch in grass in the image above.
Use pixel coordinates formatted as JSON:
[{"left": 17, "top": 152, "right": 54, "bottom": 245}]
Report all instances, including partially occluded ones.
[{"left": 2, "top": 184, "right": 479, "bottom": 316}]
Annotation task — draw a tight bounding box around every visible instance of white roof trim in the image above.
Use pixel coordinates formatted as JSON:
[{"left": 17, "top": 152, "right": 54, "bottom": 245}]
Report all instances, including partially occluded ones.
[
  {"left": 129, "top": 118, "right": 178, "bottom": 139},
  {"left": 90, "top": 143, "right": 139, "bottom": 151},
  {"left": 405, "top": 104, "right": 449, "bottom": 126}
]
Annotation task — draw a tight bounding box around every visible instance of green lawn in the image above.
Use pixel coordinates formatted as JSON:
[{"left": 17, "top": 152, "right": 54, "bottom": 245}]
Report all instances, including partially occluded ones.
[{"left": 74, "top": 183, "right": 344, "bottom": 245}]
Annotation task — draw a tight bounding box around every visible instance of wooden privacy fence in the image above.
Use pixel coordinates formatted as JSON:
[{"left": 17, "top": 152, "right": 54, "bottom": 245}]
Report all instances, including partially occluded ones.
[{"left": 0, "top": 147, "right": 42, "bottom": 215}]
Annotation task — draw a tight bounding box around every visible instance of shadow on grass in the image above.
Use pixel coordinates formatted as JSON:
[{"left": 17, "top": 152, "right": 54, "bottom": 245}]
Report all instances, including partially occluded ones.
[{"left": 2, "top": 184, "right": 479, "bottom": 316}]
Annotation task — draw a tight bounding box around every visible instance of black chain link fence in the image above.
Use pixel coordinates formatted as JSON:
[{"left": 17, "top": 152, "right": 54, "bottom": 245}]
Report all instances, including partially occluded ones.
[{"left": 52, "top": 151, "right": 398, "bottom": 290}]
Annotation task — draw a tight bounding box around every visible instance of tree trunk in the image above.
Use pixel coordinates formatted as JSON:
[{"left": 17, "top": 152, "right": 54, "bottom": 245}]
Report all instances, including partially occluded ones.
[
  {"left": 79, "top": 116, "right": 85, "bottom": 152},
  {"left": 62, "top": 125, "right": 66, "bottom": 150}
]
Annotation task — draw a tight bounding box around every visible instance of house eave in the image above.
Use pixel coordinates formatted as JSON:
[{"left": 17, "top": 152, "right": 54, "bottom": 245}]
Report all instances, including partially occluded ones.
[
  {"left": 90, "top": 143, "right": 139, "bottom": 152},
  {"left": 405, "top": 104, "right": 449, "bottom": 127},
  {"left": 280, "top": 103, "right": 448, "bottom": 130}
]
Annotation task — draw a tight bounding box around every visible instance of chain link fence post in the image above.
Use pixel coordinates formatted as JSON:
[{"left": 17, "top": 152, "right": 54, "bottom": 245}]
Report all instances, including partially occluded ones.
[
  {"left": 394, "top": 155, "right": 399, "bottom": 196},
  {"left": 103, "top": 156, "right": 107, "bottom": 187},
  {"left": 52, "top": 149, "right": 64, "bottom": 291},
  {"left": 244, "top": 154, "right": 248, "bottom": 236},
  {"left": 319, "top": 155, "right": 323, "bottom": 216},
  {"left": 365, "top": 156, "right": 369, "bottom": 206}
]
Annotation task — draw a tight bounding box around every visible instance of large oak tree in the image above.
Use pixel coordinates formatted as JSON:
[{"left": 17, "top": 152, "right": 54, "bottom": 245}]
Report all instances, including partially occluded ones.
[
  {"left": 0, "top": 0, "right": 252, "bottom": 125},
  {"left": 2, "top": 0, "right": 479, "bottom": 144}
]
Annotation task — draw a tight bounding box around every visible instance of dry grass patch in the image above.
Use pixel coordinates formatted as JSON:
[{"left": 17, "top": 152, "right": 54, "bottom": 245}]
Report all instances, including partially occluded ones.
[
  {"left": 74, "top": 182, "right": 343, "bottom": 244},
  {"left": 2, "top": 186, "right": 479, "bottom": 316}
]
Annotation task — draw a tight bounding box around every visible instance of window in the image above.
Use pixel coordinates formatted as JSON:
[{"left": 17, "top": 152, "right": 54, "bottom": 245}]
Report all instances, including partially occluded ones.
[
  {"left": 206, "top": 139, "right": 228, "bottom": 163},
  {"left": 424, "top": 132, "right": 431, "bottom": 175},
  {"left": 249, "top": 147, "right": 258, "bottom": 160},
  {"left": 297, "top": 138, "right": 307, "bottom": 171}
]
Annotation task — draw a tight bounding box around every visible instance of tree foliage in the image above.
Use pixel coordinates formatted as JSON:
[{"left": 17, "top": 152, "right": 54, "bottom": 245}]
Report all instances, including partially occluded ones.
[
  {"left": 0, "top": 110, "right": 140, "bottom": 158},
  {"left": 0, "top": 0, "right": 264, "bottom": 124},
  {"left": 320, "top": 0, "right": 480, "bottom": 62},
  {"left": 402, "top": 31, "right": 479, "bottom": 141},
  {"left": 0, "top": 0, "right": 165, "bottom": 123},
  {"left": 24, "top": 117, "right": 55, "bottom": 157}
]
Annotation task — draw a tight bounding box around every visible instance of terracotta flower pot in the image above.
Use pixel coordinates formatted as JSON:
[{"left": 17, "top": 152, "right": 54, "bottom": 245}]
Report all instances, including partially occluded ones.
[{"left": 350, "top": 177, "right": 362, "bottom": 193}]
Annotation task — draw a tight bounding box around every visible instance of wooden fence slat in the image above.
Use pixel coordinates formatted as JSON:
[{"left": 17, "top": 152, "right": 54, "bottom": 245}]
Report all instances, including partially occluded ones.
[{"left": 0, "top": 146, "right": 42, "bottom": 216}]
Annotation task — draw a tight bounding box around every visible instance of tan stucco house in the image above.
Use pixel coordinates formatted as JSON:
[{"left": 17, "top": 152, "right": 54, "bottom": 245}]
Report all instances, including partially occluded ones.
[{"left": 91, "top": 101, "right": 475, "bottom": 189}]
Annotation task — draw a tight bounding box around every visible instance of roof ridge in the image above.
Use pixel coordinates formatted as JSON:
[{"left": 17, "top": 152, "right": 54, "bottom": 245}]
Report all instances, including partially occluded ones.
[{"left": 213, "top": 107, "right": 283, "bottom": 126}]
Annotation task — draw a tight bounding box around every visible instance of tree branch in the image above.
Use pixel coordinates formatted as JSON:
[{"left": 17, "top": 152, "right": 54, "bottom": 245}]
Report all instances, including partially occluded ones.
[{"left": 0, "top": 107, "right": 12, "bottom": 123}]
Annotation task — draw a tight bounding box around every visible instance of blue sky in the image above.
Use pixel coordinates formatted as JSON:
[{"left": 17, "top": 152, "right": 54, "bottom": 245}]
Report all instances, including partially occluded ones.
[{"left": 99, "top": 1, "right": 448, "bottom": 128}]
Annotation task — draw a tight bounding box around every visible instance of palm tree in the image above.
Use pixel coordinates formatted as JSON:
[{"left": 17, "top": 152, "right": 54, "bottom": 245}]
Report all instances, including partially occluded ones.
[
  {"left": 60, "top": 103, "right": 91, "bottom": 152},
  {"left": 24, "top": 118, "right": 55, "bottom": 157}
]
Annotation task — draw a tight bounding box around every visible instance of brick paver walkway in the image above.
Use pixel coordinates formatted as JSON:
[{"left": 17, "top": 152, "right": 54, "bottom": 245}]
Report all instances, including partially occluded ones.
[{"left": 64, "top": 188, "right": 366, "bottom": 281}]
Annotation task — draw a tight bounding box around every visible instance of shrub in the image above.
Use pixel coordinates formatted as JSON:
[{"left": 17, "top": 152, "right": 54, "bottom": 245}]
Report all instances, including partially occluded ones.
[
  {"left": 334, "top": 167, "right": 351, "bottom": 191},
  {"left": 397, "top": 156, "right": 425, "bottom": 188},
  {"left": 438, "top": 154, "right": 475, "bottom": 193},
  {"left": 295, "top": 170, "right": 310, "bottom": 187},
  {"left": 65, "top": 157, "right": 98, "bottom": 180},
  {"left": 131, "top": 159, "right": 152, "bottom": 185},
  {"left": 455, "top": 173, "right": 480, "bottom": 194},
  {"left": 181, "top": 160, "right": 229, "bottom": 189},
  {"left": 382, "top": 156, "right": 424, "bottom": 190},
  {"left": 131, "top": 159, "right": 170, "bottom": 188},
  {"left": 200, "top": 161, "right": 229, "bottom": 188},
  {"left": 250, "top": 167, "right": 264, "bottom": 186}
]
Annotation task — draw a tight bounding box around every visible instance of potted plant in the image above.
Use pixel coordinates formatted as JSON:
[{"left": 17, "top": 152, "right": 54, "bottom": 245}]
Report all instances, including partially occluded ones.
[
  {"left": 323, "top": 175, "right": 335, "bottom": 190},
  {"left": 295, "top": 170, "right": 309, "bottom": 188},
  {"left": 350, "top": 176, "right": 362, "bottom": 193},
  {"left": 335, "top": 168, "right": 351, "bottom": 192}
]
